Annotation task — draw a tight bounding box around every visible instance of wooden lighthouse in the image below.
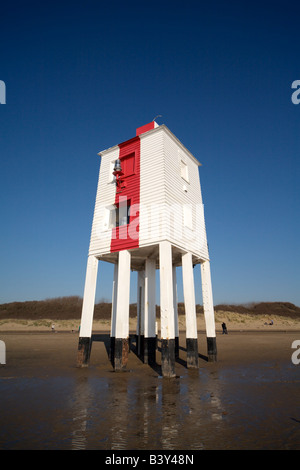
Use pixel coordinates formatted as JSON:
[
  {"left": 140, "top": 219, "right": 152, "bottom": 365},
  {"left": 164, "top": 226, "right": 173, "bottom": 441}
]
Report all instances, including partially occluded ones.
[{"left": 77, "top": 122, "right": 217, "bottom": 377}]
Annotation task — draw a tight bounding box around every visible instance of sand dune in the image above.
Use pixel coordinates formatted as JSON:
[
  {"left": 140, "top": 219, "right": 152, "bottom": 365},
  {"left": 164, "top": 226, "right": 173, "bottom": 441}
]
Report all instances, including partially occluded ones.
[{"left": 0, "top": 298, "right": 299, "bottom": 332}]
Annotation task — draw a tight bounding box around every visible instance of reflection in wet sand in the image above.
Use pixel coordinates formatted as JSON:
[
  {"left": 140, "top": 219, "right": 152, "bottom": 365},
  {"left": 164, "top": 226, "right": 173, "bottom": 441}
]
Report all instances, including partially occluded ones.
[
  {"left": 70, "top": 370, "right": 230, "bottom": 450},
  {"left": 1, "top": 360, "right": 299, "bottom": 449},
  {"left": 109, "top": 380, "right": 129, "bottom": 450},
  {"left": 160, "top": 379, "right": 180, "bottom": 449},
  {"left": 70, "top": 377, "right": 91, "bottom": 450}
]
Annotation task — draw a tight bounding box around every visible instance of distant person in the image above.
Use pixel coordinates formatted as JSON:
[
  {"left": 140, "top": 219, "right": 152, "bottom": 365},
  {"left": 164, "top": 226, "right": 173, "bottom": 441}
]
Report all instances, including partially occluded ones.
[
  {"left": 222, "top": 322, "right": 228, "bottom": 334},
  {"left": 51, "top": 323, "right": 55, "bottom": 332},
  {"left": 269, "top": 319, "right": 273, "bottom": 325}
]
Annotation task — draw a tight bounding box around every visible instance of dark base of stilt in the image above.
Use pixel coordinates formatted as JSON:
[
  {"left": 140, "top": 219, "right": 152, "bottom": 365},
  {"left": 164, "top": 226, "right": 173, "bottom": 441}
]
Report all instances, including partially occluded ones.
[
  {"left": 144, "top": 337, "right": 156, "bottom": 365},
  {"left": 161, "top": 339, "right": 176, "bottom": 377},
  {"left": 207, "top": 337, "right": 217, "bottom": 362},
  {"left": 136, "top": 335, "right": 156, "bottom": 365},
  {"left": 136, "top": 334, "right": 144, "bottom": 359},
  {"left": 186, "top": 338, "right": 199, "bottom": 368},
  {"left": 110, "top": 336, "right": 115, "bottom": 365},
  {"left": 77, "top": 337, "right": 92, "bottom": 367},
  {"left": 114, "top": 338, "right": 129, "bottom": 371},
  {"left": 175, "top": 336, "right": 179, "bottom": 359}
]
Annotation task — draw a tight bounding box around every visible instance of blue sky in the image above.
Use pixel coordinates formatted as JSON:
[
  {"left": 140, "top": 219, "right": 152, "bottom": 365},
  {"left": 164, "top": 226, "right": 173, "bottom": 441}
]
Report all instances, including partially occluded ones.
[{"left": 0, "top": 0, "right": 299, "bottom": 306}]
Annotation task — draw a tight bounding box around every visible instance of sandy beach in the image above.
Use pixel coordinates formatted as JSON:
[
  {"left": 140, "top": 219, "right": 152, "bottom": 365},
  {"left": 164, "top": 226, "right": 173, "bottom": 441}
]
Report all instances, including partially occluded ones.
[
  {"left": 0, "top": 324, "right": 300, "bottom": 450},
  {"left": 1, "top": 310, "right": 300, "bottom": 333},
  {"left": 1, "top": 327, "right": 300, "bottom": 371}
]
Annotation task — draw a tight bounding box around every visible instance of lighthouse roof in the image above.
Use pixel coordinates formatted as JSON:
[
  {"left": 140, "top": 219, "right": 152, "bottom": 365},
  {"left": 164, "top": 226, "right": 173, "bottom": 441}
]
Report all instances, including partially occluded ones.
[{"left": 98, "top": 124, "right": 202, "bottom": 167}]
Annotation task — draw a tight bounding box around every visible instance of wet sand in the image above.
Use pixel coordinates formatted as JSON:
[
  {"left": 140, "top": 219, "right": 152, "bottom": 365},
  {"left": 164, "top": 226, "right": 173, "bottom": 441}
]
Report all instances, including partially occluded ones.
[{"left": 0, "top": 330, "right": 300, "bottom": 450}]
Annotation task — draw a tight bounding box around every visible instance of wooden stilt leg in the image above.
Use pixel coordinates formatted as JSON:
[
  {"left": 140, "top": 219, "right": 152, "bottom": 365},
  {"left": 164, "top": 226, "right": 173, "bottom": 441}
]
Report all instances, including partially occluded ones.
[
  {"left": 77, "top": 256, "right": 98, "bottom": 367},
  {"left": 182, "top": 252, "right": 199, "bottom": 368},
  {"left": 114, "top": 250, "right": 131, "bottom": 371},
  {"left": 159, "top": 241, "right": 176, "bottom": 377},
  {"left": 201, "top": 260, "right": 217, "bottom": 362}
]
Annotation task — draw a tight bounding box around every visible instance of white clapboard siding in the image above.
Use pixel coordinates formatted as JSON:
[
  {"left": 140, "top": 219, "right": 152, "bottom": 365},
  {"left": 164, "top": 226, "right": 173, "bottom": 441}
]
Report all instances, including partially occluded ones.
[
  {"left": 139, "top": 126, "right": 209, "bottom": 260},
  {"left": 88, "top": 146, "right": 118, "bottom": 256},
  {"left": 139, "top": 128, "right": 166, "bottom": 246},
  {"left": 163, "top": 129, "right": 209, "bottom": 260}
]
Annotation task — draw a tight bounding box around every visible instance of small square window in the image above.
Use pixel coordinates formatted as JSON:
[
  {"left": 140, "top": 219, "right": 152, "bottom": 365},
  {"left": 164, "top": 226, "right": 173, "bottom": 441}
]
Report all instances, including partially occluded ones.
[
  {"left": 109, "top": 201, "right": 131, "bottom": 228},
  {"left": 108, "top": 160, "right": 117, "bottom": 183},
  {"left": 180, "top": 160, "right": 189, "bottom": 182}
]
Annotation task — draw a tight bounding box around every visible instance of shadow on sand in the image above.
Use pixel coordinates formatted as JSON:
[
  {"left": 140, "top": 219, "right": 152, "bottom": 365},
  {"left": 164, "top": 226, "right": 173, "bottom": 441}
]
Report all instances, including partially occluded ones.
[{"left": 90, "top": 333, "right": 208, "bottom": 375}]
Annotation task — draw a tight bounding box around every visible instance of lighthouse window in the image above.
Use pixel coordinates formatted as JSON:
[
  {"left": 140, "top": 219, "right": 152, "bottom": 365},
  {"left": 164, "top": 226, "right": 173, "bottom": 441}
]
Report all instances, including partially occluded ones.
[
  {"left": 121, "top": 152, "right": 135, "bottom": 177},
  {"left": 108, "top": 160, "right": 117, "bottom": 183},
  {"left": 180, "top": 160, "right": 189, "bottom": 182},
  {"left": 110, "top": 201, "right": 131, "bottom": 228}
]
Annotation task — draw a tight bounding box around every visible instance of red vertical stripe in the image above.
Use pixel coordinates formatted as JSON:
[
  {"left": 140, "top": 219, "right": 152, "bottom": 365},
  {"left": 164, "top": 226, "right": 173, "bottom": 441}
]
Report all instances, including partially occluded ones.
[{"left": 110, "top": 136, "right": 140, "bottom": 252}]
